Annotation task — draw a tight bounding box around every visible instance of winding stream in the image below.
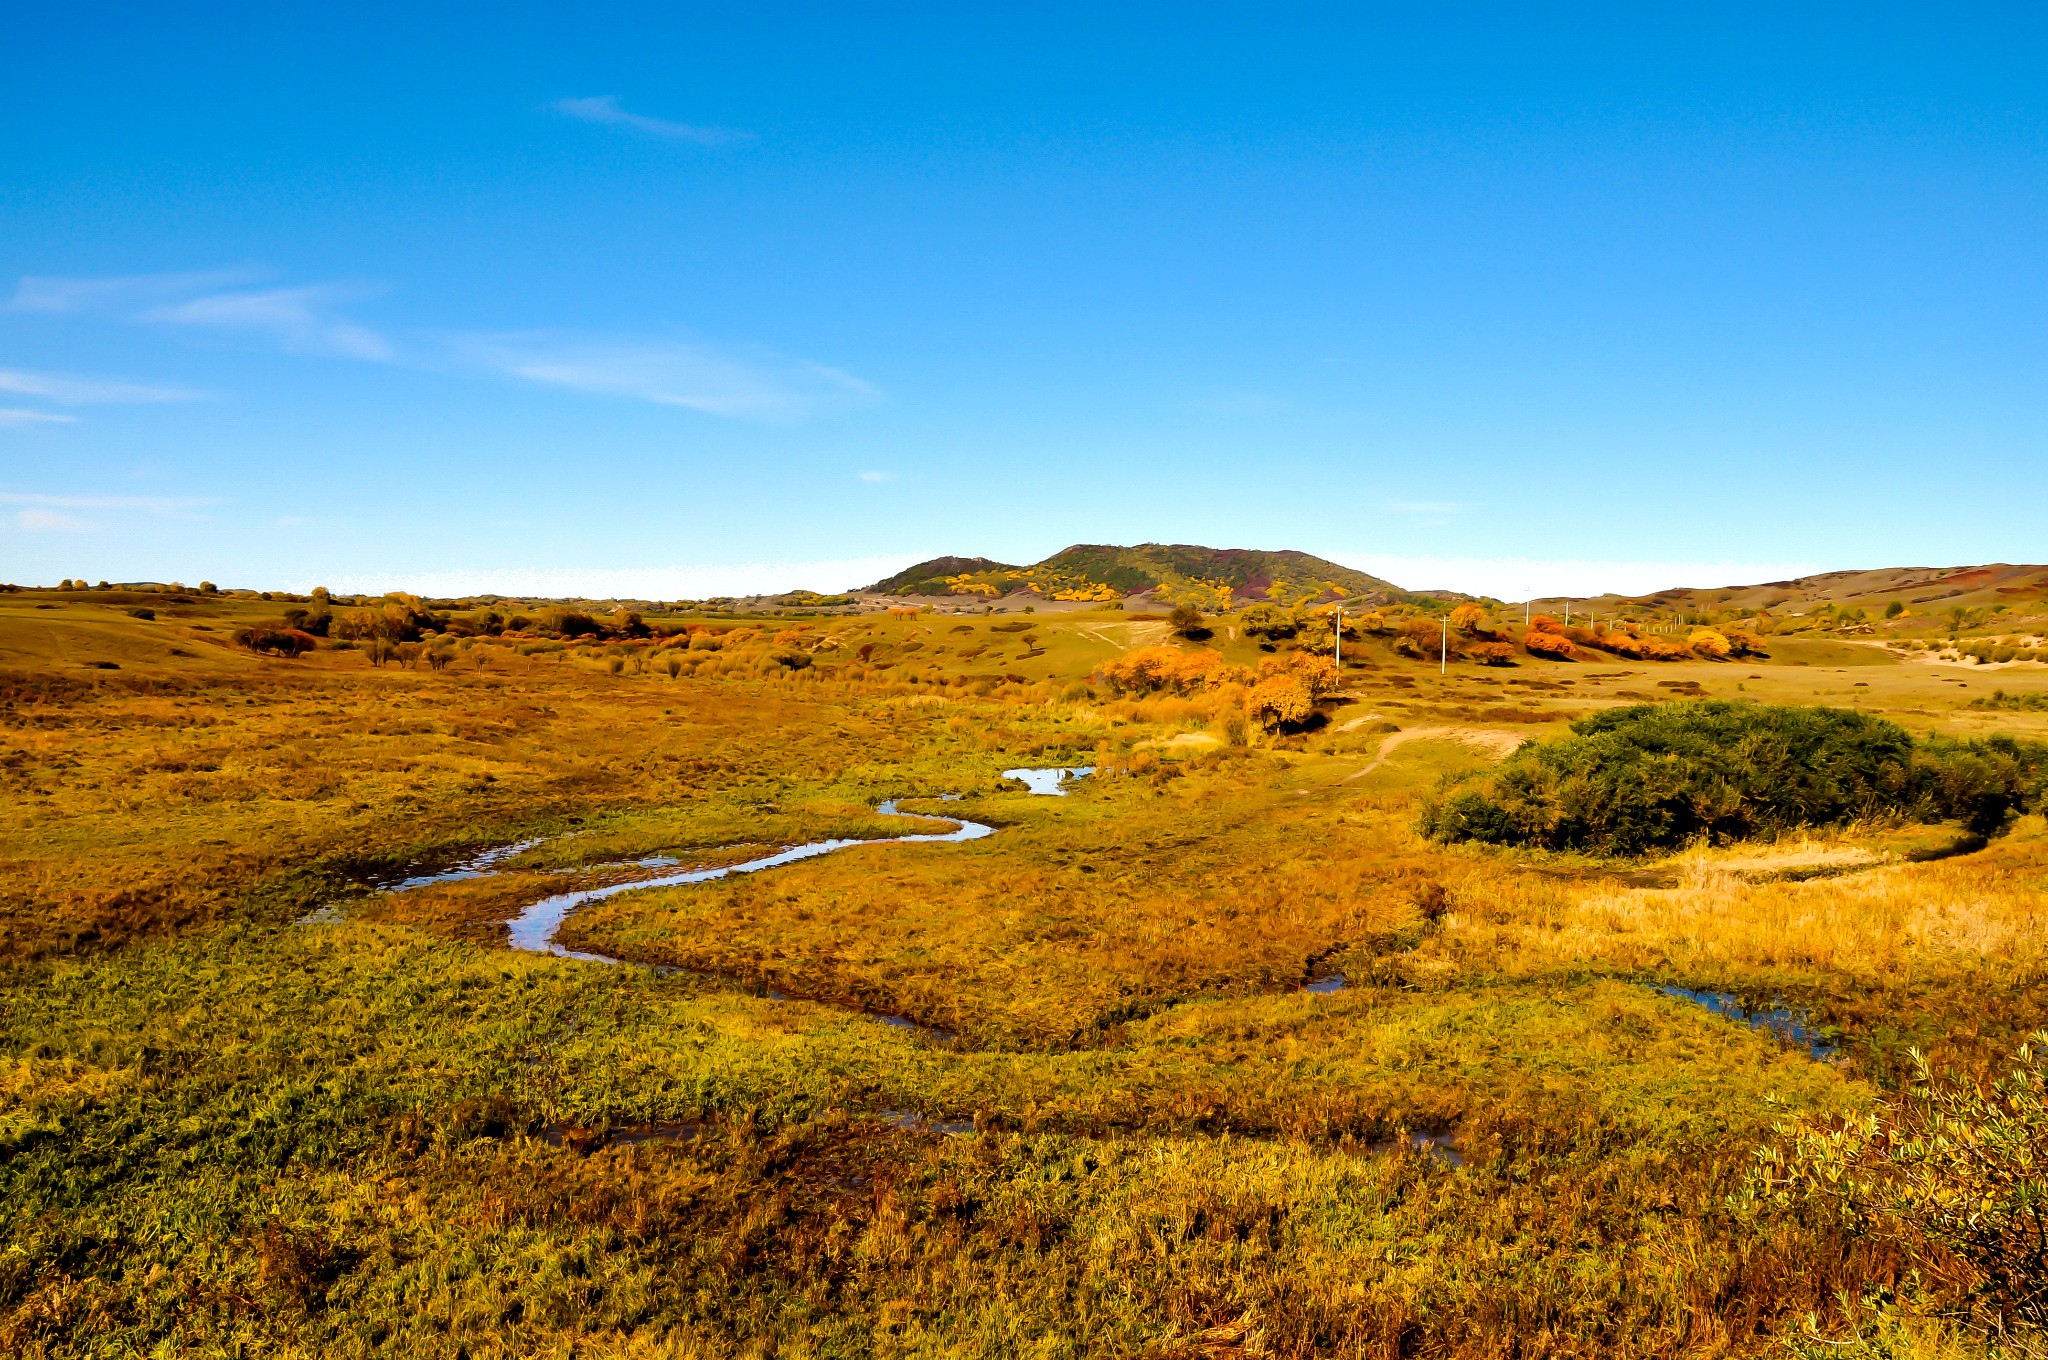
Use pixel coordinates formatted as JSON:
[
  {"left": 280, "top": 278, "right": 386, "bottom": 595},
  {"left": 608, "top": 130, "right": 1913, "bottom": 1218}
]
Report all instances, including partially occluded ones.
[
  {"left": 498, "top": 772, "right": 1087, "bottom": 963},
  {"left": 505, "top": 812, "right": 994, "bottom": 963}
]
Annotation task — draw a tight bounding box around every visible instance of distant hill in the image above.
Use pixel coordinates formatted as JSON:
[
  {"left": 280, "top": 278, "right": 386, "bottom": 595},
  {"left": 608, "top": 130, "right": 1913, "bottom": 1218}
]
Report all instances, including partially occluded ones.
[
  {"left": 1577, "top": 563, "right": 2048, "bottom": 616},
  {"left": 867, "top": 542, "right": 1446, "bottom": 605},
  {"left": 1037, "top": 544, "right": 1406, "bottom": 602},
  {"left": 866, "top": 556, "right": 1020, "bottom": 596}
]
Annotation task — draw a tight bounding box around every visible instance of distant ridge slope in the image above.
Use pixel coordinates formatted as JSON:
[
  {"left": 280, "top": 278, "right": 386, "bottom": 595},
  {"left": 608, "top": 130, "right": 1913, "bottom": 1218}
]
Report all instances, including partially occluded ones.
[
  {"left": 866, "top": 557, "right": 1019, "bottom": 596},
  {"left": 1039, "top": 543, "right": 1400, "bottom": 600},
  {"left": 1592, "top": 563, "right": 2048, "bottom": 614},
  {"left": 867, "top": 542, "right": 1437, "bottom": 603}
]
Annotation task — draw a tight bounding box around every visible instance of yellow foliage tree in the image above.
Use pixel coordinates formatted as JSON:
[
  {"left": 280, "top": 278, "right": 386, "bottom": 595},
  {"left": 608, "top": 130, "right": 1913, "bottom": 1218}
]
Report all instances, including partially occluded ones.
[
  {"left": 1245, "top": 675, "right": 1313, "bottom": 728},
  {"left": 1242, "top": 651, "right": 1337, "bottom": 727},
  {"left": 1098, "top": 646, "right": 1227, "bottom": 695}
]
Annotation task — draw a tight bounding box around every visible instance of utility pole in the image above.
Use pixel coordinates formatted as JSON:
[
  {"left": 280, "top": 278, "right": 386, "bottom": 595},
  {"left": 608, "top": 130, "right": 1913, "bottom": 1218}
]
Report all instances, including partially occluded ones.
[
  {"left": 1334, "top": 606, "right": 1342, "bottom": 673},
  {"left": 1440, "top": 614, "right": 1448, "bottom": 675}
]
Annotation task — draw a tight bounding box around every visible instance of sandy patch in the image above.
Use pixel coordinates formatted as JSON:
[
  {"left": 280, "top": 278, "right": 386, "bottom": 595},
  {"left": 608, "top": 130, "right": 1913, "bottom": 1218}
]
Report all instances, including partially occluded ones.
[{"left": 1343, "top": 726, "right": 1526, "bottom": 780}]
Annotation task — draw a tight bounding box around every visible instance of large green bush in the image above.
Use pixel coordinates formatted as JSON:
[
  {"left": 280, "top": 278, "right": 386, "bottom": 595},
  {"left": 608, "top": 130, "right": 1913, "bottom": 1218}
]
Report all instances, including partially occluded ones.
[{"left": 1421, "top": 700, "right": 2048, "bottom": 856}]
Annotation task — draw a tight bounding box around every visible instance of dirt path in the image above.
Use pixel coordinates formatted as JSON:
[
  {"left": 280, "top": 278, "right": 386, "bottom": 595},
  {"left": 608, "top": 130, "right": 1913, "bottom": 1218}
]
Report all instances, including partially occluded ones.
[
  {"left": 1343, "top": 726, "right": 1526, "bottom": 781},
  {"left": 1077, "top": 621, "right": 1170, "bottom": 651}
]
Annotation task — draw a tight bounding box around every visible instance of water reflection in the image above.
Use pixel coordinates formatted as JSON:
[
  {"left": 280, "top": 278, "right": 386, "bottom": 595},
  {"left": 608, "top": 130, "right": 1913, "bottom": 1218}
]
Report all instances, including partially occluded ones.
[
  {"left": 1656, "top": 985, "right": 1838, "bottom": 1060},
  {"left": 1001, "top": 766, "right": 1095, "bottom": 796},
  {"left": 1365, "top": 1131, "right": 1464, "bottom": 1166}
]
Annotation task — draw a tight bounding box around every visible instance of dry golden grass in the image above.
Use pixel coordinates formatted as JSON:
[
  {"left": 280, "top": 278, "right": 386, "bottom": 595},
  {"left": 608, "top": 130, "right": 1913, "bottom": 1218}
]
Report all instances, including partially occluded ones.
[{"left": 4, "top": 586, "right": 2046, "bottom": 1356}]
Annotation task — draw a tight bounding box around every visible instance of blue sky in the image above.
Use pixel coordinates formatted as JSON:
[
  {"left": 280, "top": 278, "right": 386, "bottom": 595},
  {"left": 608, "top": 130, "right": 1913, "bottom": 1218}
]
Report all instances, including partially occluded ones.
[{"left": 4, "top": 4, "right": 2046, "bottom": 599}]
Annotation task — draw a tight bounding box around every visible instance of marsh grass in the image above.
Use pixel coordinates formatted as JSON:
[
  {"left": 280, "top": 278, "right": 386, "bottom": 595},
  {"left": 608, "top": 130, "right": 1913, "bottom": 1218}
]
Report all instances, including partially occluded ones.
[{"left": 4, "top": 592, "right": 2046, "bottom": 1354}]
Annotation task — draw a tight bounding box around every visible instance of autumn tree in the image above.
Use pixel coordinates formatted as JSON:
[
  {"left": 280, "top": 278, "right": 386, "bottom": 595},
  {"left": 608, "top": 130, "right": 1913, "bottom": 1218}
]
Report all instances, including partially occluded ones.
[
  {"left": 1168, "top": 604, "right": 1210, "bottom": 639},
  {"left": 1099, "top": 645, "right": 1227, "bottom": 695},
  {"left": 1239, "top": 604, "right": 1299, "bottom": 641},
  {"left": 1242, "top": 652, "right": 1337, "bottom": 730}
]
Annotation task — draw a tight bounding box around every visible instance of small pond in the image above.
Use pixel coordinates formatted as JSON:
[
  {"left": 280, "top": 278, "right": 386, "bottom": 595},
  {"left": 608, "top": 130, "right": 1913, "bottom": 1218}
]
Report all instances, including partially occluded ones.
[{"left": 1001, "top": 766, "right": 1095, "bottom": 796}]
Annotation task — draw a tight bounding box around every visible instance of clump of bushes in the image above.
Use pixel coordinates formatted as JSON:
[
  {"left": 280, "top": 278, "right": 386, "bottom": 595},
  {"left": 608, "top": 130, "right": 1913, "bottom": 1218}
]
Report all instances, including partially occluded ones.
[
  {"left": 1098, "top": 645, "right": 1227, "bottom": 696},
  {"left": 1975, "top": 690, "right": 2048, "bottom": 713},
  {"left": 1238, "top": 604, "right": 1299, "bottom": 641},
  {"left": 332, "top": 595, "right": 444, "bottom": 643},
  {"left": 232, "top": 627, "right": 318, "bottom": 658},
  {"left": 1421, "top": 700, "right": 2048, "bottom": 855}
]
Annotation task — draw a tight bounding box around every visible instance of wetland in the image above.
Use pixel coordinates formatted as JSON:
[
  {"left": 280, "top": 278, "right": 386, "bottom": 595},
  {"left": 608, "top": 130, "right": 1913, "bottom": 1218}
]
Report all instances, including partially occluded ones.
[{"left": 4, "top": 584, "right": 2048, "bottom": 1357}]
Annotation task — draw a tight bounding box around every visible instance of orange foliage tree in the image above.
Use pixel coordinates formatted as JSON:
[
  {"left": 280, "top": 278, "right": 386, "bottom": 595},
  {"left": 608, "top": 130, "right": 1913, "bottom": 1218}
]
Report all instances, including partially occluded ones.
[
  {"left": 1688, "top": 627, "right": 1732, "bottom": 659},
  {"left": 1242, "top": 652, "right": 1337, "bottom": 729},
  {"left": 1471, "top": 640, "right": 1516, "bottom": 666},
  {"left": 1098, "top": 645, "right": 1228, "bottom": 696}
]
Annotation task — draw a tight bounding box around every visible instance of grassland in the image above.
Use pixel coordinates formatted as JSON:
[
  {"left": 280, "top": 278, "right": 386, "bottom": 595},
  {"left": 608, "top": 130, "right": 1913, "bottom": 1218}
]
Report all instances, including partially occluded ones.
[{"left": 5, "top": 584, "right": 2048, "bottom": 1356}]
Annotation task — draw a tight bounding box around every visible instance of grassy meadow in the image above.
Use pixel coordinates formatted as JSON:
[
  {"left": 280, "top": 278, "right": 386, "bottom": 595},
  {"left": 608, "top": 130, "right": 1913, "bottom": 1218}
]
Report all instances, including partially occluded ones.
[{"left": 5, "top": 584, "right": 2048, "bottom": 1357}]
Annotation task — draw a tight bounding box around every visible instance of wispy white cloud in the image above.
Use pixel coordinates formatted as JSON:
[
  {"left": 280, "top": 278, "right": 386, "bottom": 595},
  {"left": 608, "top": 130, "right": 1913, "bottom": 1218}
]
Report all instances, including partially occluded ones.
[
  {"left": 0, "top": 491, "right": 218, "bottom": 518},
  {"left": 141, "top": 285, "right": 393, "bottom": 360},
  {"left": 12, "top": 508, "right": 91, "bottom": 532},
  {"left": 5, "top": 267, "right": 270, "bottom": 314},
  {"left": 9, "top": 270, "right": 866, "bottom": 423},
  {"left": 551, "top": 96, "right": 751, "bottom": 145},
  {"left": 323, "top": 555, "right": 923, "bottom": 601},
  {"left": 0, "top": 368, "right": 210, "bottom": 405},
  {"left": 857, "top": 470, "right": 893, "bottom": 484},
  {"left": 457, "top": 333, "right": 879, "bottom": 422},
  {"left": 0, "top": 408, "right": 80, "bottom": 427},
  {"left": 8, "top": 269, "right": 393, "bottom": 361},
  {"left": 1326, "top": 553, "right": 1824, "bottom": 602}
]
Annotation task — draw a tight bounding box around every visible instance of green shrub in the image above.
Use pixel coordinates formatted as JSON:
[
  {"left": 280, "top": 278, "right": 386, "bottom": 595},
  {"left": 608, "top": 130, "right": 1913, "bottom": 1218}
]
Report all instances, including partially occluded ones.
[
  {"left": 1421, "top": 701, "right": 2048, "bottom": 855},
  {"left": 1239, "top": 604, "right": 1299, "bottom": 640},
  {"left": 1753, "top": 1036, "right": 2048, "bottom": 1338},
  {"left": 1975, "top": 690, "right": 2048, "bottom": 713}
]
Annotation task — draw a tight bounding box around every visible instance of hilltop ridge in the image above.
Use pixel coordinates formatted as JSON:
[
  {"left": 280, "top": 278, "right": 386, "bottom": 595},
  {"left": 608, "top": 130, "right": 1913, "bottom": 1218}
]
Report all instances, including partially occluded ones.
[
  {"left": 867, "top": 542, "right": 1444, "bottom": 606},
  {"left": 1560, "top": 562, "right": 2048, "bottom": 621},
  {"left": 864, "top": 552, "right": 2048, "bottom": 619}
]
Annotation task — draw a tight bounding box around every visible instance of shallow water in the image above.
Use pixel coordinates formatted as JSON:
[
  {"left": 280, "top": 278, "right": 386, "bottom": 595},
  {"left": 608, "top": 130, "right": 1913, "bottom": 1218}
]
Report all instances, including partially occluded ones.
[
  {"left": 1000, "top": 766, "right": 1095, "bottom": 796},
  {"left": 1304, "top": 973, "right": 1347, "bottom": 995},
  {"left": 879, "top": 1109, "right": 976, "bottom": 1136},
  {"left": 541, "top": 1120, "right": 707, "bottom": 1151},
  {"left": 1365, "top": 1131, "right": 1464, "bottom": 1166},
  {"left": 296, "top": 837, "right": 551, "bottom": 923},
  {"left": 389, "top": 838, "right": 546, "bottom": 892},
  {"left": 1656, "top": 985, "right": 1838, "bottom": 1060},
  {"left": 505, "top": 813, "right": 994, "bottom": 962}
]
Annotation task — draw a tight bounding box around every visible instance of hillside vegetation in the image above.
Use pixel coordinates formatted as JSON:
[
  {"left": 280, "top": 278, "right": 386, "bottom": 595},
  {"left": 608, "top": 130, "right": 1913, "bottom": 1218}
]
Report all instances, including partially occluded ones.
[{"left": 866, "top": 541, "right": 1416, "bottom": 606}]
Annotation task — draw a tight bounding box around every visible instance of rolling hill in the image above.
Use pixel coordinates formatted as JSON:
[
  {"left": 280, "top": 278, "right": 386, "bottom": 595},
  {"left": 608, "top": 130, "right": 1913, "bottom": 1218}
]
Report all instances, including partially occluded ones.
[
  {"left": 866, "top": 542, "right": 1436, "bottom": 605},
  {"left": 864, "top": 556, "right": 1020, "bottom": 596},
  {"left": 1569, "top": 563, "right": 2048, "bottom": 618}
]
